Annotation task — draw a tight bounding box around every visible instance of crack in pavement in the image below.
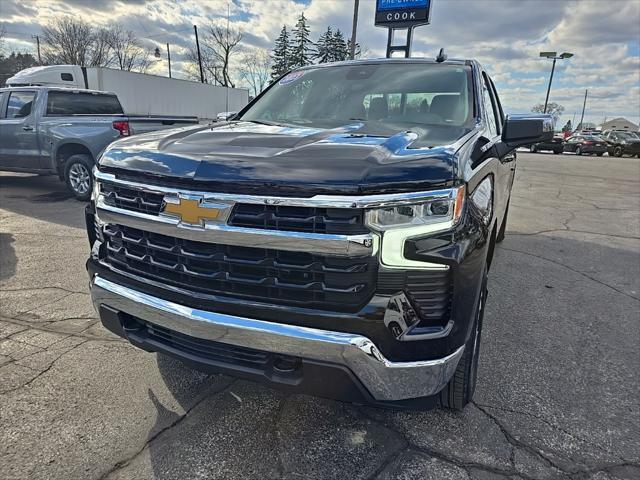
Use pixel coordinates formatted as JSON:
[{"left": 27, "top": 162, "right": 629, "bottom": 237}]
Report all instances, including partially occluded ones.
[
  {"left": 0, "top": 339, "right": 90, "bottom": 395},
  {"left": 508, "top": 229, "right": 640, "bottom": 240},
  {"left": 97, "top": 378, "right": 237, "bottom": 480},
  {"left": 0, "top": 316, "right": 124, "bottom": 343},
  {"left": 0, "top": 286, "right": 89, "bottom": 295},
  {"left": 472, "top": 402, "right": 570, "bottom": 477},
  {"left": 498, "top": 246, "right": 640, "bottom": 301},
  {"left": 474, "top": 402, "right": 631, "bottom": 464}
]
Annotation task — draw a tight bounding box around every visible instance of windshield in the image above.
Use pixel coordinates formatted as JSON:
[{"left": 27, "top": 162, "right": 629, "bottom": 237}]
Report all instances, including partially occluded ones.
[{"left": 239, "top": 63, "right": 474, "bottom": 143}]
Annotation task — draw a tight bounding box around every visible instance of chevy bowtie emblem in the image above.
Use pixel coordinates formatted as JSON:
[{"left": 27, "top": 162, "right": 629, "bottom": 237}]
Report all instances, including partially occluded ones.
[{"left": 161, "top": 196, "right": 231, "bottom": 227}]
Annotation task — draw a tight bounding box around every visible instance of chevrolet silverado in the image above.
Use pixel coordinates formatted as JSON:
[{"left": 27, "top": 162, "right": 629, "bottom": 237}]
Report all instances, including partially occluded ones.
[{"left": 86, "top": 59, "right": 552, "bottom": 409}]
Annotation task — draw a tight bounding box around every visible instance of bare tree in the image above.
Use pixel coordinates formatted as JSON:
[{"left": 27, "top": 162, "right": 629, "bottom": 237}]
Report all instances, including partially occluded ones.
[
  {"left": 105, "top": 24, "right": 150, "bottom": 72},
  {"left": 238, "top": 48, "right": 272, "bottom": 97},
  {"left": 42, "top": 17, "right": 109, "bottom": 66},
  {"left": 187, "top": 22, "right": 242, "bottom": 87}
]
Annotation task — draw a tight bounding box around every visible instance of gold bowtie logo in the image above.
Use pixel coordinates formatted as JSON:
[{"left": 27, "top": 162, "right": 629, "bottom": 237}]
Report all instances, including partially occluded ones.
[{"left": 163, "top": 197, "right": 223, "bottom": 226}]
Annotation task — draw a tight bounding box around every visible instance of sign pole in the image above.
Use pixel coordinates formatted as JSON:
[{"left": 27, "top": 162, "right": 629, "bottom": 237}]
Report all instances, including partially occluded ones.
[{"left": 375, "top": 0, "right": 432, "bottom": 58}]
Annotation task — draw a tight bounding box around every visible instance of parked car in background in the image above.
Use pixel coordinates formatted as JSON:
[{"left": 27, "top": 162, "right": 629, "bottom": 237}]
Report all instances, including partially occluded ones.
[
  {"left": 0, "top": 86, "right": 198, "bottom": 199},
  {"left": 529, "top": 133, "right": 564, "bottom": 154},
  {"left": 563, "top": 134, "right": 608, "bottom": 156},
  {"left": 601, "top": 130, "right": 640, "bottom": 157}
]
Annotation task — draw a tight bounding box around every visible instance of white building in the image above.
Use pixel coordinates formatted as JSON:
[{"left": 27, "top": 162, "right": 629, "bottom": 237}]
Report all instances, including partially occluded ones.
[{"left": 599, "top": 117, "right": 639, "bottom": 132}]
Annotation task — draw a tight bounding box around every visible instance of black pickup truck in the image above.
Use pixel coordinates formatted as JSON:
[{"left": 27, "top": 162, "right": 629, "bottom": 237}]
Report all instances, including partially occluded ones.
[{"left": 86, "top": 59, "right": 552, "bottom": 409}]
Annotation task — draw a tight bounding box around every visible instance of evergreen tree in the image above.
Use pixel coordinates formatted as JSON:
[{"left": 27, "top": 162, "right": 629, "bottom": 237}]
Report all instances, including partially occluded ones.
[
  {"left": 347, "top": 39, "right": 362, "bottom": 59},
  {"left": 330, "top": 29, "right": 349, "bottom": 62},
  {"left": 290, "top": 13, "right": 313, "bottom": 68},
  {"left": 271, "top": 25, "right": 290, "bottom": 80},
  {"left": 314, "top": 26, "right": 333, "bottom": 64}
]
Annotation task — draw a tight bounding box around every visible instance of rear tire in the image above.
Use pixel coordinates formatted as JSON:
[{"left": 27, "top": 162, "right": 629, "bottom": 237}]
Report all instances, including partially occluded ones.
[
  {"left": 575, "top": 147, "right": 582, "bottom": 156},
  {"left": 597, "top": 153, "right": 604, "bottom": 157},
  {"left": 439, "top": 266, "right": 488, "bottom": 410},
  {"left": 553, "top": 149, "right": 562, "bottom": 154},
  {"left": 613, "top": 146, "right": 623, "bottom": 157},
  {"left": 64, "top": 154, "right": 93, "bottom": 201},
  {"left": 529, "top": 144, "right": 537, "bottom": 153}
]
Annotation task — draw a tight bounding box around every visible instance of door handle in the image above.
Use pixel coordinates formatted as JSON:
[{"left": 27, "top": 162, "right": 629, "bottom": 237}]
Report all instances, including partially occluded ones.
[{"left": 22, "top": 125, "right": 34, "bottom": 131}]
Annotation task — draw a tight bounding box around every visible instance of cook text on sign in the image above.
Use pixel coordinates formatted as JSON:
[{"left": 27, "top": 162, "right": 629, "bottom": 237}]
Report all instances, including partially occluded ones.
[{"left": 375, "top": 0, "right": 432, "bottom": 27}]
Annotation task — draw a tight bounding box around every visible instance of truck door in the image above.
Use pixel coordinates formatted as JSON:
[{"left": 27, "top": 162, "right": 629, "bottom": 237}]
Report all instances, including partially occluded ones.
[
  {"left": 0, "top": 90, "right": 43, "bottom": 170},
  {"left": 481, "top": 72, "right": 513, "bottom": 223}
]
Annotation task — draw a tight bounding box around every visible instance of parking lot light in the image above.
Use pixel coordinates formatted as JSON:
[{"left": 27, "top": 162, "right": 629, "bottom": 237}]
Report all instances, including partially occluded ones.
[{"left": 540, "top": 51, "right": 574, "bottom": 114}]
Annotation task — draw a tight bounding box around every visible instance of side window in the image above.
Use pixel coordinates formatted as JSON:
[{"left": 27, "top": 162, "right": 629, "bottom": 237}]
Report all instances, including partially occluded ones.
[
  {"left": 61, "top": 73, "right": 74, "bottom": 81},
  {"left": 46, "top": 91, "right": 124, "bottom": 116},
  {"left": 6, "top": 91, "right": 36, "bottom": 118},
  {"left": 488, "top": 76, "right": 504, "bottom": 130},
  {"left": 481, "top": 74, "right": 499, "bottom": 137}
]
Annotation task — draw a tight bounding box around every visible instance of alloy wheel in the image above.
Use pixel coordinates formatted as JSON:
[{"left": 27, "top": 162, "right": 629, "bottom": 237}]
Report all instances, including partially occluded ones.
[{"left": 68, "top": 163, "right": 91, "bottom": 196}]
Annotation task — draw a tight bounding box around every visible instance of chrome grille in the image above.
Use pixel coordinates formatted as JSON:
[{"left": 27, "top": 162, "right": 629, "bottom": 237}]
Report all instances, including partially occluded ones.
[{"left": 101, "top": 224, "right": 377, "bottom": 311}]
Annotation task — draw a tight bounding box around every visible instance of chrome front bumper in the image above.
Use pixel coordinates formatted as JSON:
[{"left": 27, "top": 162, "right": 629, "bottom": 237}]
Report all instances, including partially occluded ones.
[{"left": 90, "top": 275, "right": 464, "bottom": 401}]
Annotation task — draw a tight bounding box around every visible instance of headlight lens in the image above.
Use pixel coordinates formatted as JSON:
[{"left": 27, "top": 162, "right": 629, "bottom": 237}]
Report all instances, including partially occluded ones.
[{"left": 366, "top": 186, "right": 465, "bottom": 231}]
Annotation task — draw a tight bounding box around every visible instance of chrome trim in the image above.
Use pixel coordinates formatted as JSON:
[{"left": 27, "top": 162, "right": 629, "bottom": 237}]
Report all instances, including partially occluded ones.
[
  {"left": 91, "top": 275, "right": 464, "bottom": 401},
  {"left": 95, "top": 198, "right": 377, "bottom": 257},
  {"left": 94, "top": 170, "right": 456, "bottom": 209}
]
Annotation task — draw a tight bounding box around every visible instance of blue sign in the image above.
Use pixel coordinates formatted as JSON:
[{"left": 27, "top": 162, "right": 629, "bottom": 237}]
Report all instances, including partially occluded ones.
[
  {"left": 375, "top": 0, "right": 431, "bottom": 27},
  {"left": 377, "top": 0, "right": 429, "bottom": 11}
]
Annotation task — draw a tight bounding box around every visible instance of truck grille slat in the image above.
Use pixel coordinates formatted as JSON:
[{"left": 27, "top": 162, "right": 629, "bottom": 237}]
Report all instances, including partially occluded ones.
[
  {"left": 229, "top": 204, "right": 368, "bottom": 235},
  {"left": 101, "top": 224, "right": 376, "bottom": 311}
]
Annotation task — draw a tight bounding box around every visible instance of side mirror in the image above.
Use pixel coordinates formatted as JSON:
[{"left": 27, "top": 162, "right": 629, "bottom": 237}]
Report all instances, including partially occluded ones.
[
  {"left": 216, "top": 111, "right": 238, "bottom": 122},
  {"left": 501, "top": 114, "right": 554, "bottom": 148}
]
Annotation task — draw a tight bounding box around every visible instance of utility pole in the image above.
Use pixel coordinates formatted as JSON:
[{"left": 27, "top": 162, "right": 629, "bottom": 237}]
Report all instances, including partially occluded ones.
[
  {"left": 578, "top": 89, "right": 588, "bottom": 130},
  {"left": 31, "top": 35, "right": 42, "bottom": 65},
  {"left": 166, "top": 43, "right": 172, "bottom": 78},
  {"left": 194, "top": 25, "right": 205, "bottom": 83},
  {"left": 350, "top": 0, "right": 360, "bottom": 60}
]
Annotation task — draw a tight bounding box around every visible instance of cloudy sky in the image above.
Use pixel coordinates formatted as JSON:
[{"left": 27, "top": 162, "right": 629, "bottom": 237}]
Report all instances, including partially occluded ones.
[{"left": 2, "top": 0, "right": 639, "bottom": 127}]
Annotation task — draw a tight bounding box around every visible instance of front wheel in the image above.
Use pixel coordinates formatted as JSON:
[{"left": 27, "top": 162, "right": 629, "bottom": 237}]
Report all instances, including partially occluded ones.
[
  {"left": 613, "top": 146, "right": 623, "bottom": 157},
  {"left": 553, "top": 149, "right": 562, "bottom": 154},
  {"left": 64, "top": 154, "right": 94, "bottom": 201},
  {"left": 529, "top": 144, "right": 537, "bottom": 153},
  {"left": 575, "top": 147, "right": 582, "bottom": 156},
  {"left": 439, "top": 267, "right": 487, "bottom": 410},
  {"left": 597, "top": 153, "right": 604, "bottom": 157}
]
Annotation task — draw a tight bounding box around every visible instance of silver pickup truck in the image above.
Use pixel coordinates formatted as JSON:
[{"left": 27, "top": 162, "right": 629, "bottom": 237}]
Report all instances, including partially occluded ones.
[{"left": 0, "top": 86, "right": 198, "bottom": 200}]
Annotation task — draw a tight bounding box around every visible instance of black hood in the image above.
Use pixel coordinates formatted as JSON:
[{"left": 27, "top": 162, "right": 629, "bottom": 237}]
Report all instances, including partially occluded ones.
[{"left": 99, "top": 121, "right": 468, "bottom": 195}]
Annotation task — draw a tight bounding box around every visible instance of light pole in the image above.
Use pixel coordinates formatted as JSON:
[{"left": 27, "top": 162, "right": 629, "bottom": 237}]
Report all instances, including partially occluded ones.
[{"left": 540, "top": 51, "right": 573, "bottom": 114}]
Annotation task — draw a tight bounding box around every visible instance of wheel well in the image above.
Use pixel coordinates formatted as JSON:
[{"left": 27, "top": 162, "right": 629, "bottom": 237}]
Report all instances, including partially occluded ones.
[
  {"left": 56, "top": 144, "right": 93, "bottom": 177},
  {"left": 486, "top": 223, "right": 497, "bottom": 270}
]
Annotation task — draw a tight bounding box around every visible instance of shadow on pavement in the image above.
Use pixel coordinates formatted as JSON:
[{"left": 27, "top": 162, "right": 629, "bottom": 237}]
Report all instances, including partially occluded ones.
[
  {"left": 0, "top": 233, "right": 17, "bottom": 281},
  {"left": 0, "top": 174, "right": 85, "bottom": 230}
]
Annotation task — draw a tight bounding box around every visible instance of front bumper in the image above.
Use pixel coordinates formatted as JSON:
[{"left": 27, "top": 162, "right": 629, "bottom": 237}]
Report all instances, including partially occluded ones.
[{"left": 90, "top": 274, "right": 464, "bottom": 402}]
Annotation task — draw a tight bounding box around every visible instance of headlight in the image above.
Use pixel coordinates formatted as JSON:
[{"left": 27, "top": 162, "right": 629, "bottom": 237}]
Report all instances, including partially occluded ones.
[
  {"left": 470, "top": 176, "right": 492, "bottom": 223},
  {"left": 366, "top": 186, "right": 465, "bottom": 231}
]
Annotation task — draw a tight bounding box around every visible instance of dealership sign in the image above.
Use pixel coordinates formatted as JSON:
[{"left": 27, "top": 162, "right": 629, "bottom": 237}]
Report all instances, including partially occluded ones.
[{"left": 375, "top": 0, "right": 432, "bottom": 28}]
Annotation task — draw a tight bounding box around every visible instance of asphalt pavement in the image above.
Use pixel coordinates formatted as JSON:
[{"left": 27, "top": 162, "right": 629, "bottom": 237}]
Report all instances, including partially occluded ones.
[{"left": 1, "top": 152, "right": 639, "bottom": 480}]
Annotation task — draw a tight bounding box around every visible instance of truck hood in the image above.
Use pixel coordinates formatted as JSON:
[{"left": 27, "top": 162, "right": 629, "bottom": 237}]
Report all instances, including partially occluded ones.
[{"left": 99, "top": 121, "right": 467, "bottom": 195}]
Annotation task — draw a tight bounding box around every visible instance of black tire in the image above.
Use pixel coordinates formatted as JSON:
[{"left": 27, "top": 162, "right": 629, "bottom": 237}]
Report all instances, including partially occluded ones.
[
  {"left": 529, "top": 144, "right": 537, "bottom": 153},
  {"left": 553, "top": 149, "right": 562, "bottom": 154},
  {"left": 496, "top": 203, "right": 508, "bottom": 243},
  {"left": 597, "top": 153, "right": 604, "bottom": 157},
  {"left": 613, "top": 146, "right": 623, "bottom": 157},
  {"left": 439, "top": 266, "right": 488, "bottom": 410},
  {"left": 64, "top": 154, "right": 94, "bottom": 201},
  {"left": 575, "top": 146, "right": 582, "bottom": 156}
]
